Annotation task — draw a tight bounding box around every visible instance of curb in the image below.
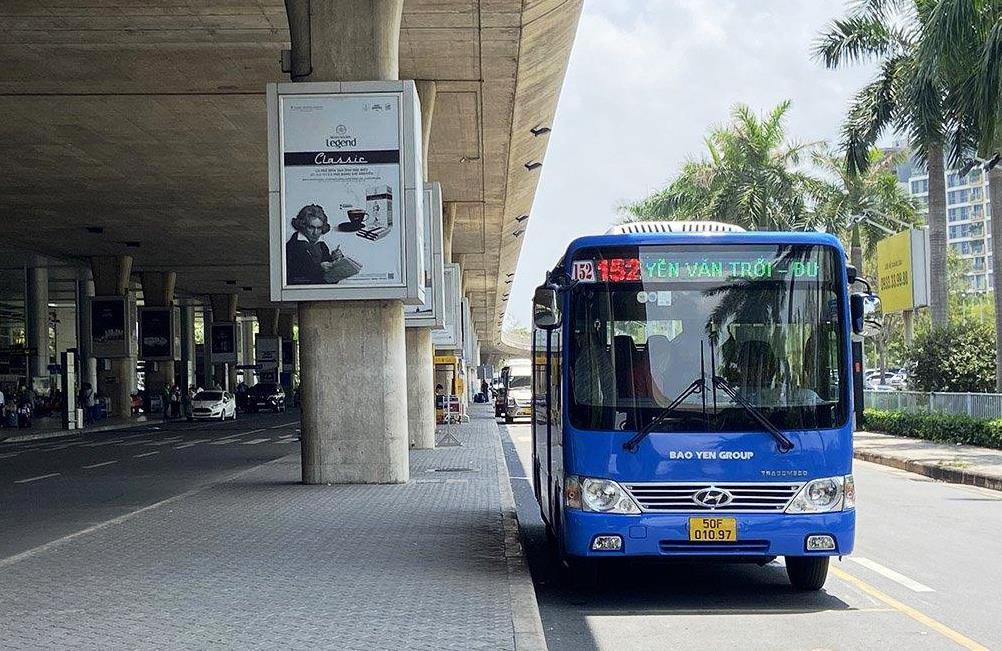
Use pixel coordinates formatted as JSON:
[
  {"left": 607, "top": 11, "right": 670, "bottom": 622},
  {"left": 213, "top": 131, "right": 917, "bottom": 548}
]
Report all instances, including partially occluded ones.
[
  {"left": 491, "top": 418, "right": 548, "bottom": 651},
  {"left": 854, "top": 449, "right": 1002, "bottom": 492},
  {"left": 0, "top": 418, "right": 154, "bottom": 445}
]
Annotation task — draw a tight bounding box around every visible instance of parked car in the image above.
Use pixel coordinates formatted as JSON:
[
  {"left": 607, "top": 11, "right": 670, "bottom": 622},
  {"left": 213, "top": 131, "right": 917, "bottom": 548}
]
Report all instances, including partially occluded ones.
[
  {"left": 245, "top": 383, "right": 287, "bottom": 413},
  {"left": 189, "top": 391, "right": 237, "bottom": 421}
]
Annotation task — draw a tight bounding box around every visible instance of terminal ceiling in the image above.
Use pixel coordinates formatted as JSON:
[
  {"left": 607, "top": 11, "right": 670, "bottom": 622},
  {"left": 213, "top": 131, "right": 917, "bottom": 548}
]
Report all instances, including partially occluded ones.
[{"left": 0, "top": 0, "right": 581, "bottom": 347}]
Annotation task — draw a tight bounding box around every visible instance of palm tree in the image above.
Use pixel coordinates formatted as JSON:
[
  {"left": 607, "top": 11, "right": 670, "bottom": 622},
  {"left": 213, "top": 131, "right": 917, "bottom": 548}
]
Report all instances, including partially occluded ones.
[
  {"left": 916, "top": 0, "right": 1002, "bottom": 386},
  {"left": 813, "top": 0, "right": 953, "bottom": 326},
  {"left": 623, "top": 101, "right": 821, "bottom": 231},
  {"left": 810, "top": 146, "right": 924, "bottom": 273}
]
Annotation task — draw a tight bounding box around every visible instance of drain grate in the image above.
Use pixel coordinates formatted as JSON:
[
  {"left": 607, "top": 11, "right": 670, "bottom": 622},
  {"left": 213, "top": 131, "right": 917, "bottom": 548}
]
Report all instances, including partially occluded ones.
[{"left": 425, "top": 467, "right": 477, "bottom": 473}]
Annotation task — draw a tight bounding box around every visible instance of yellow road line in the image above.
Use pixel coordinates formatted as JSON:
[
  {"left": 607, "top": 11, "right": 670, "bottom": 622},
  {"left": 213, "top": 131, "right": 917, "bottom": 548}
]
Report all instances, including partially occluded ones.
[{"left": 831, "top": 567, "right": 989, "bottom": 651}]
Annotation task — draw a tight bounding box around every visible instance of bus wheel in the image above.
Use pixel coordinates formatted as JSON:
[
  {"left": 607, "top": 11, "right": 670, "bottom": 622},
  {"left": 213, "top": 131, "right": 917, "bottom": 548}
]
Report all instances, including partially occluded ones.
[
  {"left": 785, "top": 556, "right": 829, "bottom": 591},
  {"left": 505, "top": 415, "right": 513, "bottom": 424}
]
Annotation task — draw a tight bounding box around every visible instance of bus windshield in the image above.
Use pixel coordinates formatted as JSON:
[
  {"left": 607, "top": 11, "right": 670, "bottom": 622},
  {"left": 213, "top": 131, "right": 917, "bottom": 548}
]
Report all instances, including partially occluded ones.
[{"left": 568, "top": 243, "right": 846, "bottom": 433}]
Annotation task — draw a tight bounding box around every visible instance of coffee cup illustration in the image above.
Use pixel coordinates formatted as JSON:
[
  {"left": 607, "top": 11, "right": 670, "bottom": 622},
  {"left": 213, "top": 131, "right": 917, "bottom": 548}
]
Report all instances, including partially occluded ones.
[{"left": 347, "top": 208, "right": 368, "bottom": 225}]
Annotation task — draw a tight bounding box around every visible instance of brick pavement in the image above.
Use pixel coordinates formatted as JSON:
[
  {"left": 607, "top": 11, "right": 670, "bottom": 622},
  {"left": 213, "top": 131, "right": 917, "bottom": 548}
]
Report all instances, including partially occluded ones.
[{"left": 0, "top": 408, "right": 538, "bottom": 650}]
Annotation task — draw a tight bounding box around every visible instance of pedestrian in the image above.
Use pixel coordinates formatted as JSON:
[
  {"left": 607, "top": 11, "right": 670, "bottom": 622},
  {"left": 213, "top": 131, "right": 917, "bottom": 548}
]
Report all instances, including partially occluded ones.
[
  {"left": 80, "top": 382, "right": 96, "bottom": 425},
  {"left": 480, "top": 379, "right": 490, "bottom": 403},
  {"left": 0, "top": 386, "right": 6, "bottom": 429},
  {"left": 170, "top": 385, "right": 182, "bottom": 419},
  {"left": 16, "top": 386, "right": 32, "bottom": 429}
]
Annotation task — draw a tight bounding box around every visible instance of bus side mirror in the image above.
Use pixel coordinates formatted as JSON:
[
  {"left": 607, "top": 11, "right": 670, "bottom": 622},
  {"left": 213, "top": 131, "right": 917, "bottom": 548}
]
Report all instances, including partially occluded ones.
[
  {"left": 533, "top": 286, "right": 561, "bottom": 329},
  {"left": 851, "top": 292, "right": 882, "bottom": 336}
]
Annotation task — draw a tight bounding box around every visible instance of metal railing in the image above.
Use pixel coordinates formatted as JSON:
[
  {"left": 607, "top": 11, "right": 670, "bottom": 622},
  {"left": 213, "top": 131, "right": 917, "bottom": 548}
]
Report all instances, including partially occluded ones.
[{"left": 864, "top": 390, "right": 1002, "bottom": 420}]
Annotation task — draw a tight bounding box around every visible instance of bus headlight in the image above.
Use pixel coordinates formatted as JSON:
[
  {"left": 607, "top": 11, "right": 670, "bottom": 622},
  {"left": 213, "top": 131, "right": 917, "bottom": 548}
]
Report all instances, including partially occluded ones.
[
  {"left": 785, "top": 475, "right": 853, "bottom": 513},
  {"left": 565, "top": 475, "right": 640, "bottom": 514}
]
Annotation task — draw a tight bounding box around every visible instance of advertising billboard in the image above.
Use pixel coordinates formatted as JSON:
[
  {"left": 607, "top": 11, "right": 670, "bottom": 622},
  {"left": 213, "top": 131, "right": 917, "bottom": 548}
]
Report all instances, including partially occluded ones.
[
  {"left": 138, "top": 307, "right": 180, "bottom": 361},
  {"left": 91, "top": 297, "right": 132, "bottom": 358},
  {"left": 405, "top": 181, "right": 445, "bottom": 328},
  {"left": 210, "top": 322, "right": 238, "bottom": 364},
  {"left": 268, "top": 80, "right": 424, "bottom": 303},
  {"left": 876, "top": 228, "right": 930, "bottom": 313},
  {"left": 256, "top": 335, "right": 282, "bottom": 383},
  {"left": 432, "top": 263, "right": 461, "bottom": 349}
]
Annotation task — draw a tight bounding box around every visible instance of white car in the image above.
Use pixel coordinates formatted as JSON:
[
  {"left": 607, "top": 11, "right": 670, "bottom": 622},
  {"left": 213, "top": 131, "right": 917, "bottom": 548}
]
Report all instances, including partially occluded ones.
[{"left": 190, "top": 390, "right": 237, "bottom": 421}]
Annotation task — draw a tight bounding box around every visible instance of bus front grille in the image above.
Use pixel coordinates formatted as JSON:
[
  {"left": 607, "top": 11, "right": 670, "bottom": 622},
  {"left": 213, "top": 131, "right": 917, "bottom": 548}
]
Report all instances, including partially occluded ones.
[
  {"left": 622, "top": 482, "right": 802, "bottom": 512},
  {"left": 659, "top": 540, "right": 771, "bottom": 554}
]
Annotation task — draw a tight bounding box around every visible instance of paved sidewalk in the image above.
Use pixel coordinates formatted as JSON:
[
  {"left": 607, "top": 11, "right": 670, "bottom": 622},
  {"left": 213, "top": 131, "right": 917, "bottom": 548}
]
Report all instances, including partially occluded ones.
[
  {"left": 0, "top": 414, "right": 152, "bottom": 444},
  {"left": 855, "top": 430, "right": 1002, "bottom": 491},
  {"left": 0, "top": 407, "right": 543, "bottom": 651}
]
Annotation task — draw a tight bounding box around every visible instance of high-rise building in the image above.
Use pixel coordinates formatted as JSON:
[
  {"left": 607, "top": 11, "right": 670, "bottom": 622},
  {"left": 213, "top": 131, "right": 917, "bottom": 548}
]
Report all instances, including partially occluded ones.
[{"left": 899, "top": 160, "right": 994, "bottom": 291}]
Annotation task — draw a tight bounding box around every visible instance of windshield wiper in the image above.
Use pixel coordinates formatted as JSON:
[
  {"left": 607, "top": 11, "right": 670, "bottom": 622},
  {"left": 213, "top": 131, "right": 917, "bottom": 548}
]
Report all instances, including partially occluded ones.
[
  {"left": 622, "top": 377, "right": 705, "bottom": 453},
  {"left": 711, "top": 375, "right": 794, "bottom": 453}
]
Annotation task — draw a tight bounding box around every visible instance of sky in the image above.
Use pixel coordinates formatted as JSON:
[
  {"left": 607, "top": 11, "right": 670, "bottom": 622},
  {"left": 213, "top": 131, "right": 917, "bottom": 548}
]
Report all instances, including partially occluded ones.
[{"left": 505, "top": 0, "right": 880, "bottom": 328}]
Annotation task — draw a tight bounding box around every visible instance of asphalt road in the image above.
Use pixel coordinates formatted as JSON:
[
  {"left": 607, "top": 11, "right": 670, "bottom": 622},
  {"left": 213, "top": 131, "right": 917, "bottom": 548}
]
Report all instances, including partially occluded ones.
[
  {"left": 0, "top": 410, "right": 301, "bottom": 561},
  {"left": 501, "top": 422, "right": 1002, "bottom": 651}
]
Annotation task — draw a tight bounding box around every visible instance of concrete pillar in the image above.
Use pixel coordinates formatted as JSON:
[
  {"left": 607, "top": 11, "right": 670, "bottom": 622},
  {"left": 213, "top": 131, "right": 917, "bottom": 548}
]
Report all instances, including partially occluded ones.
[
  {"left": 209, "top": 294, "right": 237, "bottom": 390},
  {"left": 240, "top": 318, "right": 256, "bottom": 387},
  {"left": 278, "top": 312, "right": 297, "bottom": 390},
  {"left": 77, "top": 272, "right": 98, "bottom": 393},
  {"left": 140, "top": 271, "right": 176, "bottom": 409},
  {"left": 91, "top": 255, "right": 134, "bottom": 419},
  {"left": 443, "top": 203, "right": 457, "bottom": 264},
  {"left": 404, "top": 80, "right": 438, "bottom": 449},
  {"left": 179, "top": 304, "right": 195, "bottom": 391},
  {"left": 256, "top": 308, "right": 279, "bottom": 337},
  {"left": 299, "top": 301, "right": 408, "bottom": 483},
  {"left": 405, "top": 328, "right": 435, "bottom": 449},
  {"left": 201, "top": 304, "right": 214, "bottom": 389},
  {"left": 290, "top": 0, "right": 409, "bottom": 484},
  {"left": 25, "top": 263, "right": 50, "bottom": 381}
]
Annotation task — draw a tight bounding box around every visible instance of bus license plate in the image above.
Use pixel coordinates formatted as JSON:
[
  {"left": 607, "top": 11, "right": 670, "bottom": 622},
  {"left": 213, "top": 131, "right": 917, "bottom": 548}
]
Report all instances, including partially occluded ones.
[{"left": 688, "top": 517, "right": 737, "bottom": 542}]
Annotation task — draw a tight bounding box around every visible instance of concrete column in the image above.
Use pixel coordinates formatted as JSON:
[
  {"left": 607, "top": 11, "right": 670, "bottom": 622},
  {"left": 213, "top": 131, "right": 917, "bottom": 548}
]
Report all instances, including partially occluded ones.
[
  {"left": 278, "top": 312, "right": 297, "bottom": 390},
  {"left": 91, "top": 255, "right": 134, "bottom": 419},
  {"left": 299, "top": 301, "right": 408, "bottom": 483},
  {"left": 405, "top": 328, "right": 435, "bottom": 449},
  {"left": 25, "top": 263, "right": 50, "bottom": 381},
  {"left": 256, "top": 308, "right": 279, "bottom": 337},
  {"left": 405, "top": 80, "right": 438, "bottom": 450},
  {"left": 140, "top": 271, "right": 177, "bottom": 408},
  {"left": 240, "top": 318, "right": 256, "bottom": 387},
  {"left": 443, "top": 203, "right": 457, "bottom": 264},
  {"left": 209, "top": 294, "right": 237, "bottom": 390},
  {"left": 77, "top": 272, "right": 98, "bottom": 392},
  {"left": 201, "top": 304, "right": 214, "bottom": 389},
  {"left": 179, "top": 303, "right": 195, "bottom": 391},
  {"left": 290, "top": 0, "right": 409, "bottom": 484}
]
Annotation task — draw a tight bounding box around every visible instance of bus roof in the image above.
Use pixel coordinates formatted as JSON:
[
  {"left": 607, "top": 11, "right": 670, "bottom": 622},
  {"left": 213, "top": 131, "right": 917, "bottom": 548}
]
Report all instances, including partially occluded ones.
[{"left": 564, "top": 229, "right": 847, "bottom": 260}]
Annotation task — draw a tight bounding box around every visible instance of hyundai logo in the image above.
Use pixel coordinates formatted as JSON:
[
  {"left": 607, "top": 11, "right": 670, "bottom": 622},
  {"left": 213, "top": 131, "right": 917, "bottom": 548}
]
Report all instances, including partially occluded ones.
[{"left": 692, "top": 487, "right": 733, "bottom": 509}]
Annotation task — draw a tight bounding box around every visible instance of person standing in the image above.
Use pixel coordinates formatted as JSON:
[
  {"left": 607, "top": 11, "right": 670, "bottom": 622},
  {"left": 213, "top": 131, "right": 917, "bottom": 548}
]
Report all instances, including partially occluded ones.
[{"left": 0, "top": 386, "right": 6, "bottom": 429}]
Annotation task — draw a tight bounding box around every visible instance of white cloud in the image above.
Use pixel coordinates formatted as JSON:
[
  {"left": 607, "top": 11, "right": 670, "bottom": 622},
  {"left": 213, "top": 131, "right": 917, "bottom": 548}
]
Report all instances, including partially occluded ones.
[{"left": 505, "top": 0, "right": 878, "bottom": 328}]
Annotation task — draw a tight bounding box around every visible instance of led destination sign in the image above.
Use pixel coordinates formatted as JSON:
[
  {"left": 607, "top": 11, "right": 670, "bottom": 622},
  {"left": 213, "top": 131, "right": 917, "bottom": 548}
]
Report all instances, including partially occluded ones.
[{"left": 572, "top": 252, "right": 821, "bottom": 284}]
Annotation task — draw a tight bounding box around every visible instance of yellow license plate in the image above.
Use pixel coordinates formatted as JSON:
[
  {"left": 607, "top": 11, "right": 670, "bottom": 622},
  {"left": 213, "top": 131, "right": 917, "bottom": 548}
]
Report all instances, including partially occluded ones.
[{"left": 688, "top": 517, "right": 737, "bottom": 542}]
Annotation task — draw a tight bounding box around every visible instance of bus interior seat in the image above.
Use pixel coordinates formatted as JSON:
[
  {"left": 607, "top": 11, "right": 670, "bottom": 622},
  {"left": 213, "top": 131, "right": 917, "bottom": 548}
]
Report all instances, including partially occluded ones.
[{"left": 613, "top": 335, "right": 638, "bottom": 400}]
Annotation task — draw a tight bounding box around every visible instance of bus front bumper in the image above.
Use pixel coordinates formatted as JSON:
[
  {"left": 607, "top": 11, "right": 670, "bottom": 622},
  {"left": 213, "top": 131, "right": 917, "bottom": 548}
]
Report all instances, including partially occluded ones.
[{"left": 562, "top": 509, "right": 855, "bottom": 558}]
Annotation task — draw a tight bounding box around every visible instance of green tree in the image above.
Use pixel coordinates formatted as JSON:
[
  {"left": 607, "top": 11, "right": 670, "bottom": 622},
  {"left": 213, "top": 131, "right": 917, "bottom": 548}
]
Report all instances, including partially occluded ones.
[
  {"left": 813, "top": 0, "right": 953, "bottom": 327},
  {"left": 622, "top": 101, "right": 820, "bottom": 230},
  {"left": 916, "top": 0, "right": 1002, "bottom": 387},
  {"left": 907, "top": 320, "right": 997, "bottom": 392},
  {"left": 810, "top": 146, "right": 923, "bottom": 273}
]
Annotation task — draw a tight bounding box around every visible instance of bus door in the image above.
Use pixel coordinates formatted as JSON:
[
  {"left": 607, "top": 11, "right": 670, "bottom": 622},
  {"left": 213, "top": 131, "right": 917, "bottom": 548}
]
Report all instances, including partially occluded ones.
[{"left": 531, "top": 329, "right": 549, "bottom": 516}]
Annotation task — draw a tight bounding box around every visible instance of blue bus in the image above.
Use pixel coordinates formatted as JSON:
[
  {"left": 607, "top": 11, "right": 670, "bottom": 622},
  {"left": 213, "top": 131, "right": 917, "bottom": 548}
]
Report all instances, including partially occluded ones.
[{"left": 530, "top": 222, "right": 880, "bottom": 590}]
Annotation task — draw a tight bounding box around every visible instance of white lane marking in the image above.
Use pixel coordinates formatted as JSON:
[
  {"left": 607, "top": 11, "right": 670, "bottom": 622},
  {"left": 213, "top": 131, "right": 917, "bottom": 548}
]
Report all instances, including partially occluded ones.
[
  {"left": 0, "top": 452, "right": 20, "bottom": 459},
  {"left": 133, "top": 451, "right": 160, "bottom": 458},
  {"left": 83, "top": 439, "right": 127, "bottom": 447},
  {"left": 14, "top": 472, "right": 61, "bottom": 484},
  {"left": 174, "top": 443, "right": 197, "bottom": 449},
  {"left": 81, "top": 460, "right": 118, "bottom": 469},
  {"left": 241, "top": 438, "right": 270, "bottom": 445},
  {"left": 119, "top": 439, "right": 155, "bottom": 447},
  {"left": 849, "top": 556, "right": 935, "bottom": 592}
]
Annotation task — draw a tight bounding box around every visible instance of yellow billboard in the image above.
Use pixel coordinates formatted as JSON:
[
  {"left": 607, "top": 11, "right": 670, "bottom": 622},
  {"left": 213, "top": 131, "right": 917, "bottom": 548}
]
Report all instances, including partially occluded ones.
[{"left": 876, "top": 229, "right": 914, "bottom": 312}]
